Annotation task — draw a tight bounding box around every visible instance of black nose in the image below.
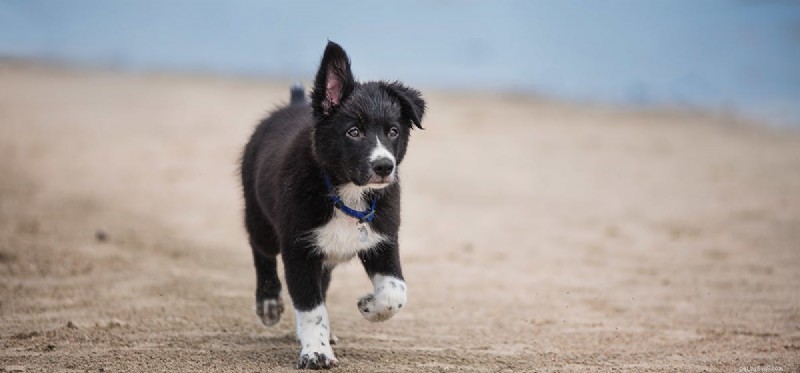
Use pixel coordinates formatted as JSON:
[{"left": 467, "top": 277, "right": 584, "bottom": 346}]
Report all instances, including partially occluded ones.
[{"left": 372, "top": 158, "right": 394, "bottom": 177}]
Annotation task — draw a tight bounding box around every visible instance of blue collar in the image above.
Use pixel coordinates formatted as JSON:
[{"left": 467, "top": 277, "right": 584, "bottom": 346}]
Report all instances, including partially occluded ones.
[{"left": 322, "top": 174, "right": 377, "bottom": 223}]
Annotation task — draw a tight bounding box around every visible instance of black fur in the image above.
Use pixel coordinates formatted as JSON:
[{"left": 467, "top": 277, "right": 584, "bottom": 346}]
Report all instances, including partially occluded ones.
[{"left": 240, "top": 40, "right": 425, "bottom": 333}]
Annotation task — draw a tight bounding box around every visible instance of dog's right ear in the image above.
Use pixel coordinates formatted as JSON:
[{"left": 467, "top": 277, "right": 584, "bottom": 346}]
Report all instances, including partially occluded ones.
[{"left": 311, "top": 41, "right": 355, "bottom": 119}]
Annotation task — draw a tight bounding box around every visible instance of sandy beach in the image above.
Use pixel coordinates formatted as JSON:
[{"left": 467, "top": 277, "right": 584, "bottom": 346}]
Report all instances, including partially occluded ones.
[{"left": 1, "top": 64, "right": 799, "bottom": 372}]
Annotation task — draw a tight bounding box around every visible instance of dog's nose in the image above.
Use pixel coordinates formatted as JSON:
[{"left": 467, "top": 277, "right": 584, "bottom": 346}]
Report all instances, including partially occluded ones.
[{"left": 372, "top": 158, "right": 394, "bottom": 177}]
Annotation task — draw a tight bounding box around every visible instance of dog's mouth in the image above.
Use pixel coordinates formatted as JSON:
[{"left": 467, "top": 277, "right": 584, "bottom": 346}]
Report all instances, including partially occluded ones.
[{"left": 367, "top": 175, "right": 393, "bottom": 187}]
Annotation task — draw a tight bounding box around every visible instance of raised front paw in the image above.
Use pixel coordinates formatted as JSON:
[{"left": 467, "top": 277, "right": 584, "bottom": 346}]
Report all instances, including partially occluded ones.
[
  {"left": 357, "top": 277, "right": 407, "bottom": 322},
  {"left": 297, "top": 351, "right": 339, "bottom": 369},
  {"left": 256, "top": 298, "right": 284, "bottom": 326}
]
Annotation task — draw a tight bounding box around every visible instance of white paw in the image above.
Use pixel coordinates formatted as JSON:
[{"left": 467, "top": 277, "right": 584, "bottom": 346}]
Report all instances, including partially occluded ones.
[
  {"left": 295, "top": 305, "right": 338, "bottom": 369},
  {"left": 256, "top": 298, "right": 284, "bottom": 326},
  {"left": 297, "top": 345, "right": 338, "bottom": 369},
  {"left": 357, "top": 275, "right": 406, "bottom": 322}
]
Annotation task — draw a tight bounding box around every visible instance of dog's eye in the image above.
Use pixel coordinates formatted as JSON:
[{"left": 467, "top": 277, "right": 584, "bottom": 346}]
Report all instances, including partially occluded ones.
[
  {"left": 346, "top": 127, "right": 361, "bottom": 138},
  {"left": 388, "top": 127, "right": 399, "bottom": 138}
]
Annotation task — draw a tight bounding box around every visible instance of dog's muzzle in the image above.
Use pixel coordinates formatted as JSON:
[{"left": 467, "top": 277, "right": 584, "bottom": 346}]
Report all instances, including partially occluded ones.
[{"left": 369, "top": 158, "right": 394, "bottom": 184}]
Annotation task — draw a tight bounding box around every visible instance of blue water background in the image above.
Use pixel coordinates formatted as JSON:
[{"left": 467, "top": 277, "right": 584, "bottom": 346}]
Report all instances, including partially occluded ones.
[{"left": 1, "top": 1, "right": 799, "bottom": 126}]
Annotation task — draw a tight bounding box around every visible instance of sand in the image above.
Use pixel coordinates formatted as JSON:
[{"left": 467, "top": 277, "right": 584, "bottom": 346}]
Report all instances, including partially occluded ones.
[{"left": 1, "top": 63, "right": 799, "bottom": 372}]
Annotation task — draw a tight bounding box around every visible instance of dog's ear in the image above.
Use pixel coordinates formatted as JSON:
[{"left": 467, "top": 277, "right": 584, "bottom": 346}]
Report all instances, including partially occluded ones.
[
  {"left": 382, "top": 81, "right": 426, "bottom": 129},
  {"left": 311, "top": 41, "right": 355, "bottom": 119}
]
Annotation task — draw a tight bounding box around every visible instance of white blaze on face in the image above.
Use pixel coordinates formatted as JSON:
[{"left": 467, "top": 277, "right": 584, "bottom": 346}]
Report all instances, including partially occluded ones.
[
  {"left": 295, "top": 304, "right": 337, "bottom": 364},
  {"left": 357, "top": 274, "right": 407, "bottom": 322},
  {"left": 369, "top": 135, "right": 396, "bottom": 177}
]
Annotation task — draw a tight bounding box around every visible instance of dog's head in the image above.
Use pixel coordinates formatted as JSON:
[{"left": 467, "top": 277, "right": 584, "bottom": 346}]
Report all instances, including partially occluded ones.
[{"left": 311, "top": 41, "right": 425, "bottom": 189}]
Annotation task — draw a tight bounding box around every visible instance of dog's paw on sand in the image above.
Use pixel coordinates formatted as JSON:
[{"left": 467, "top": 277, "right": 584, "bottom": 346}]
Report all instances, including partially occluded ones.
[
  {"left": 256, "top": 298, "right": 284, "bottom": 326},
  {"left": 297, "top": 351, "right": 339, "bottom": 370}
]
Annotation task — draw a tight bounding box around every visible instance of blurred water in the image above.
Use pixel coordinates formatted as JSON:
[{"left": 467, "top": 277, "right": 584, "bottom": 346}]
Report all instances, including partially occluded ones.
[{"left": 1, "top": 0, "right": 799, "bottom": 126}]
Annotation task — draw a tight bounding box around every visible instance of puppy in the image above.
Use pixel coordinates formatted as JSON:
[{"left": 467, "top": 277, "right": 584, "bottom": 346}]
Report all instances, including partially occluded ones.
[{"left": 240, "top": 41, "right": 425, "bottom": 369}]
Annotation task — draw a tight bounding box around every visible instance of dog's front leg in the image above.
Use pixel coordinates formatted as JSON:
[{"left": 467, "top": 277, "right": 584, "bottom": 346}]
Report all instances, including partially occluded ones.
[
  {"left": 357, "top": 243, "right": 407, "bottom": 322},
  {"left": 282, "top": 250, "right": 338, "bottom": 369}
]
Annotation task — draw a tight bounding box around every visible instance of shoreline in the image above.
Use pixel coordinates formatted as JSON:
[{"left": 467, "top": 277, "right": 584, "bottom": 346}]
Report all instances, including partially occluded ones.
[{"left": 2, "top": 58, "right": 796, "bottom": 131}]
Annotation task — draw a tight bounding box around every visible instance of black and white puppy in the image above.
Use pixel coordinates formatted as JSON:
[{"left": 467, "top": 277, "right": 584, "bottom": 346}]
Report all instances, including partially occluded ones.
[{"left": 240, "top": 41, "right": 425, "bottom": 369}]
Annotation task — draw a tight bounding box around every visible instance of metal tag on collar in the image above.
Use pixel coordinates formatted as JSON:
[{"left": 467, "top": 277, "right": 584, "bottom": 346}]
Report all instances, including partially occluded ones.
[{"left": 357, "top": 221, "right": 368, "bottom": 243}]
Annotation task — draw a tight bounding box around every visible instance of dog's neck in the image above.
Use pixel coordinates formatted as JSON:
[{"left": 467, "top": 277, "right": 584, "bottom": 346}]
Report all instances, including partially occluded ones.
[{"left": 335, "top": 183, "right": 371, "bottom": 206}]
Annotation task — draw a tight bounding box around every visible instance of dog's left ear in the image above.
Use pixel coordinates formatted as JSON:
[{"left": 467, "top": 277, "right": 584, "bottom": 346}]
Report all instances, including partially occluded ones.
[
  {"left": 312, "top": 41, "right": 355, "bottom": 119},
  {"left": 382, "top": 81, "right": 426, "bottom": 129}
]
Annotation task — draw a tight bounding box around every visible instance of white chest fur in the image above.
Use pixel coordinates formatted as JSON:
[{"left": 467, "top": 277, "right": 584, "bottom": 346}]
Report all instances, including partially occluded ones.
[{"left": 311, "top": 183, "right": 387, "bottom": 266}]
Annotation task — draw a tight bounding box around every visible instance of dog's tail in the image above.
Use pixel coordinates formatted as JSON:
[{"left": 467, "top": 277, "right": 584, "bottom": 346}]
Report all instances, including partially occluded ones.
[{"left": 290, "top": 83, "right": 306, "bottom": 106}]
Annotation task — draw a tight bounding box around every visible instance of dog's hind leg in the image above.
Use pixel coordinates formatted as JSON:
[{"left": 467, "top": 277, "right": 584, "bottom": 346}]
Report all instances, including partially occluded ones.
[
  {"left": 246, "top": 205, "right": 284, "bottom": 326},
  {"left": 252, "top": 250, "right": 284, "bottom": 326}
]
